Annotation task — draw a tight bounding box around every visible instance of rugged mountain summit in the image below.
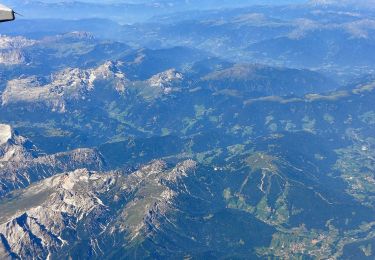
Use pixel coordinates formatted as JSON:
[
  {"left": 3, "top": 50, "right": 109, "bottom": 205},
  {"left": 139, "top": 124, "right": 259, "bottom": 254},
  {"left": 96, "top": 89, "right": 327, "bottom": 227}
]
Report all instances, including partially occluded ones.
[
  {"left": 0, "top": 36, "right": 35, "bottom": 65},
  {"left": 2, "top": 61, "right": 127, "bottom": 112},
  {"left": 0, "top": 125, "right": 105, "bottom": 198},
  {"left": 0, "top": 36, "right": 36, "bottom": 50},
  {"left": 147, "top": 69, "right": 183, "bottom": 94},
  {"left": 0, "top": 124, "right": 37, "bottom": 162},
  {"left": 0, "top": 160, "right": 197, "bottom": 259}
]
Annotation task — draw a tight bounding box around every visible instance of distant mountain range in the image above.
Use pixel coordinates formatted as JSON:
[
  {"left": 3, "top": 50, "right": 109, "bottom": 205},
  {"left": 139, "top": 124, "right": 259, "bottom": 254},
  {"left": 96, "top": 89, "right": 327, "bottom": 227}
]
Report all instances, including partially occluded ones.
[
  {"left": 0, "top": 34, "right": 340, "bottom": 152},
  {"left": 3, "top": 2, "right": 374, "bottom": 81}
]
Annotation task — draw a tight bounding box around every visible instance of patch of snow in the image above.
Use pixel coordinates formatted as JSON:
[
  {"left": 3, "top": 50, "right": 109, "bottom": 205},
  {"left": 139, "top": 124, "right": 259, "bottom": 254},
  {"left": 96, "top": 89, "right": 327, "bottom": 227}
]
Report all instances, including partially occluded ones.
[{"left": 0, "top": 124, "right": 12, "bottom": 145}]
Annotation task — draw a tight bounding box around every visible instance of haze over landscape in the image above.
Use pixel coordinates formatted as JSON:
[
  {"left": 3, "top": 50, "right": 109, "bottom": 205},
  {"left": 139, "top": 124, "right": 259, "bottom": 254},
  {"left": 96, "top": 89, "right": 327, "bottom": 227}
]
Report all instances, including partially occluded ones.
[{"left": 0, "top": 0, "right": 375, "bottom": 259}]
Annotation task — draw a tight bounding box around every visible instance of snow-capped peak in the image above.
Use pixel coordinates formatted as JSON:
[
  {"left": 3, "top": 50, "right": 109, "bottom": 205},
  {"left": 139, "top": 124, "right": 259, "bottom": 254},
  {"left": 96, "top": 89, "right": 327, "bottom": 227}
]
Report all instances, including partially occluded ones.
[{"left": 0, "top": 124, "right": 12, "bottom": 145}]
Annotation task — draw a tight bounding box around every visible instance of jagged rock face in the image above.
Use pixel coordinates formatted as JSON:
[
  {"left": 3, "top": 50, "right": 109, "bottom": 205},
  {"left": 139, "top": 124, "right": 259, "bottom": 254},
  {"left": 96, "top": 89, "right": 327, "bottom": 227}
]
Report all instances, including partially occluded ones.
[
  {"left": 0, "top": 36, "right": 35, "bottom": 65},
  {"left": 147, "top": 69, "right": 184, "bottom": 94},
  {"left": 128, "top": 68, "right": 185, "bottom": 101},
  {"left": 1, "top": 63, "right": 184, "bottom": 113},
  {"left": 0, "top": 168, "right": 109, "bottom": 260},
  {"left": 0, "top": 50, "right": 26, "bottom": 65},
  {"left": 0, "top": 148, "right": 105, "bottom": 198},
  {"left": 0, "top": 36, "right": 36, "bottom": 50},
  {"left": 1, "top": 61, "right": 128, "bottom": 112},
  {"left": 0, "top": 160, "right": 197, "bottom": 259},
  {"left": 0, "top": 124, "right": 37, "bottom": 162},
  {"left": 114, "top": 160, "right": 197, "bottom": 241},
  {"left": 0, "top": 124, "right": 105, "bottom": 198}
]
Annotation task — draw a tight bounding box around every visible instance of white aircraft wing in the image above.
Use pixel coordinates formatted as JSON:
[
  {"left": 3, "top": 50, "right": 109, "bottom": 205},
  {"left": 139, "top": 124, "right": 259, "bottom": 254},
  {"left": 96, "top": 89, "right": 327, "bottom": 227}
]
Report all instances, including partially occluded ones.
[{"left": 0, "top": 3, "right": 15, "bottom": 22}]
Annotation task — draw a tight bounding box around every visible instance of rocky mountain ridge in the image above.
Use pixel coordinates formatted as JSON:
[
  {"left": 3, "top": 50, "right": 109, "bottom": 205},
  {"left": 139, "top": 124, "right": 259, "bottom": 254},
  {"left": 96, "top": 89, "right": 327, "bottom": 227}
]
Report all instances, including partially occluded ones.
[
  {"left": 0, "top": 160, "right": 197, "bottom": 259},
  {"left": 0, "top": 124, "right": 105, "bottom": 198},
  {"left": 0, "top": 124, "right": 37, "bottom": 162},
  {"left": 0, "top": 35, "right": 36, "bottom": 66},
  {"left": 1, "top": 61, "right": 127, "bottom": 112}
]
